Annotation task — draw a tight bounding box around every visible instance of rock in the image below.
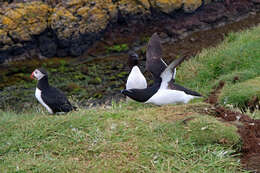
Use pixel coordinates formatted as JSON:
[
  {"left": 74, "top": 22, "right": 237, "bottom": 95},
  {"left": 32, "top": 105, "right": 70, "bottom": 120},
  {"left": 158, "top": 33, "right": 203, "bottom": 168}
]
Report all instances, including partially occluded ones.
[
  {"left": 198, "top": 3, "right": 226, "bottom": 23},
  {"left": 0, "top": 52, "right": 7, "bottom": 64},
  {"left": 1, "top": 2, "right": 50, "bottom": 41},
  {"left": 150, "top": 0, "right": 183, "bottom": 14},
  {"left": 116, "top": 0, "right": 150, "bottom": 18},
  {"left": 183, "top": 0, "right": 202, "bottom": 13},
  {"left": 204, "top": 0, "right": 213, "bottom": 5},
  {"left": 38, "top": 34, "right": 57, "bottom": 57},
  {"left": 0, "top": 29, "right": 13, "bottom": 51},
  {"left": 0, "top": 0, "right": 258, "bottom": 62}
]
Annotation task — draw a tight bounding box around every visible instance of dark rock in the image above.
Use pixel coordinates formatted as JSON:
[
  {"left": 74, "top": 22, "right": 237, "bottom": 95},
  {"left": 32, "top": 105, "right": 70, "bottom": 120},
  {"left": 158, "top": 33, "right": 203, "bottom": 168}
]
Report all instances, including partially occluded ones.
[
  {"left": 56, "top": 48, "right": 68, "bottom": 57},
  {"left": 0, "top": 52, "right": 7, "bottom": 64},
  {"left": 10, "top": 45, "right": 25, "bottom": 56},
  {"left": 198, "top": 3, "right": 226, "bottom": 23},
  {"left": 70, "top": 43, "right": 83, "bottom": 57},
  {"left": 232, "top": 1, "right": 251, "bottom": 15},
  {"left": 58, "top": 39, "right": 70, "bottom": 49},
  {"left": 38, "top": 34, "right": 57, "bottom": 57}
]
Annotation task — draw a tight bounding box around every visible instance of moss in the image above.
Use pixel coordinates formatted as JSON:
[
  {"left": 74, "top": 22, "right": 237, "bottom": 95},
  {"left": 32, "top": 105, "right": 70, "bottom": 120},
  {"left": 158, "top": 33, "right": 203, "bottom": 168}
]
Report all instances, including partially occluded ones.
[{"left": 106, "top": 44, "right": 129, "bottom": 53}]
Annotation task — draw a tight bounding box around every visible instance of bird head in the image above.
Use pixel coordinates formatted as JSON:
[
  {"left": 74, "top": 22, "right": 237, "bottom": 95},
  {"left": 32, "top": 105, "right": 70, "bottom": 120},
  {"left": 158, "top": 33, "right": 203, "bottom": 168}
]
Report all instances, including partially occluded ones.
[{"left": 30, "top": 68, "right": 48, "bottom": 81}]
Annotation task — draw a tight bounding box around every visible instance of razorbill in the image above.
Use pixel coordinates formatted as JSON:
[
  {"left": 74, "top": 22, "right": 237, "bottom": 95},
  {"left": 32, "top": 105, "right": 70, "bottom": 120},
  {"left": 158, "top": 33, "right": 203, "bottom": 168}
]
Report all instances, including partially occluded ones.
[
  {"left": 121, "top": 56, "right": 202, "bottom": 105},
  {"left": 126, "top": 51, "right": 147, "bottom": 90},
  {"left": 146, "top": 32, "right": 176, "bottom": 82},
  {"left": 31, "top": 68, "right": 76, "bottom": 114}
]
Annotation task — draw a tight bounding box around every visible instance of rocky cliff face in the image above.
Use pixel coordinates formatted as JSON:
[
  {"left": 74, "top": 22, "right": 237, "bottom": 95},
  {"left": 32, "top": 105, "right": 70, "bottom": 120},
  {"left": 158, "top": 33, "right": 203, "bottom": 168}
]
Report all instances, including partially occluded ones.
[{"left": 0, "top": 0, "right": 259, "bottom": 63}]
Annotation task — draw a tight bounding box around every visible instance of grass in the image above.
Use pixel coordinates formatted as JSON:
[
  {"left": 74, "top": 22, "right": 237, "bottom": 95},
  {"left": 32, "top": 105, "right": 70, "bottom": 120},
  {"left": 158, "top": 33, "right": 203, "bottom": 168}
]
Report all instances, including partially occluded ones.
[
  {"left": 1, "top": 16, "right": 260, "bottom": 173},
  {"left": 219, "top": 77, "right": 260, "bottom": 109},
  {"left": 177, "top": 25, "right": 260, "bottom": 110},
  {"left": 0, "top": 102, "right": 245, "bottom": 172}
]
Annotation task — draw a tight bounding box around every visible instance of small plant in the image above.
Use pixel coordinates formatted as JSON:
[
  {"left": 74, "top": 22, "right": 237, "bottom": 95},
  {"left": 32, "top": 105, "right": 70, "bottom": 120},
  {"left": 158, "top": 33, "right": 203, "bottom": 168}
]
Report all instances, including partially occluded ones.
[{"left": 106, "top": 44, "right": 129, "bottom": 53}]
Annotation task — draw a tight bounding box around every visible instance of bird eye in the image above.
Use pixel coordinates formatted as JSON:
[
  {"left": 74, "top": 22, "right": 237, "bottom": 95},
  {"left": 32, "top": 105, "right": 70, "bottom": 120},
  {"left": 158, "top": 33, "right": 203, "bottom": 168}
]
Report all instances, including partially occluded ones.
[{"left": 35, "top": 71, "right": 38, "bottom": 74}]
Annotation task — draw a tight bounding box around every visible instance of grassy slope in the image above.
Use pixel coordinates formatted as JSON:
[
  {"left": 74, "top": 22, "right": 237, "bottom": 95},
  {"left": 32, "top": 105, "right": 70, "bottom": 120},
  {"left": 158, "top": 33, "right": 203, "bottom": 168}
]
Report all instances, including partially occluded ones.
[
  {"left": 1, "top": 24, "right": 260, "bottom": 173},
  {"left": 0, "top": 103, "right": 244, "bottom": 172},
  {"left": 177, "top": 25, "right": 260, "bottom": 109}
]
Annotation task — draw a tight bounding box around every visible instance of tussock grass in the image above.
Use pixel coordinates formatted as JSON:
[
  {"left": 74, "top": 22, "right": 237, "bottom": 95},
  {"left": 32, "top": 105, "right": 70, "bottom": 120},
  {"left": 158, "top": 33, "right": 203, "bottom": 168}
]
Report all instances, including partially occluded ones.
[
  {"left": 0, "top": 103, "right": 245, "bottom": 172},
  {"left": 177, "top": 25, "right": 260, "bottom": 109},
  {"left": 219, "top": 77, "right": 260, "bottom": 109}
]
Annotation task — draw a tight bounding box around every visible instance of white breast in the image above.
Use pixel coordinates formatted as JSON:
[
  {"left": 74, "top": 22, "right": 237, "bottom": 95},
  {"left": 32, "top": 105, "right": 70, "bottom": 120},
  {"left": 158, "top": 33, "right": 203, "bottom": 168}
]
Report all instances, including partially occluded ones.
[
  {"left": 126, "top": 66, "right": 147, "bottom": 90},
  {"left": 35, "top": 88, "right": 53, "bottom": 114},
  {"left": 145, "top": 89, "right": 195, "bottom": 105}
]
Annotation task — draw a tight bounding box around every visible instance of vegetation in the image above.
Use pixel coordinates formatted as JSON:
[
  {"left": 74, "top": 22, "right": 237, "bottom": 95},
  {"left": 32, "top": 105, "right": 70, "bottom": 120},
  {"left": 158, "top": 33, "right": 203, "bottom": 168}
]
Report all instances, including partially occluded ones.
[
  {"left": 106, "top": 44, "right": 129, "bottom": 53},
  {"left": 0, "top": 103, "right": 244, "bottom": 172},
  {"left": 1, "top": 17, "right": 260, "bottom": 173},
  {"left": 177, "top": 25, "right": 260, "bottom": 110},
  {"left": 219, "top": 77, "right": 260, "bottom": 110}
]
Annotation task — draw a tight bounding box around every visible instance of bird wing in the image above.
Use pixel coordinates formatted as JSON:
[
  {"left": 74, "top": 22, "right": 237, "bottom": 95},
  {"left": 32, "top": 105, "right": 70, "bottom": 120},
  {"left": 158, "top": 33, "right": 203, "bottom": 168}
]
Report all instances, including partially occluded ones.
[
  {"left": 41, "top": 87, "right": 73, "bottom": 113},
  {"left": 168, "top": 82, "right": 202, "bottom": 97},
  {"left": 160, "top": 56, "right": 186, "bottom": 89},
  {"left": 146, "top": 33, "right": 177, "bottom": 81},
  {"left": 146, "top": 33, "right": 168, "bottom": 81}
]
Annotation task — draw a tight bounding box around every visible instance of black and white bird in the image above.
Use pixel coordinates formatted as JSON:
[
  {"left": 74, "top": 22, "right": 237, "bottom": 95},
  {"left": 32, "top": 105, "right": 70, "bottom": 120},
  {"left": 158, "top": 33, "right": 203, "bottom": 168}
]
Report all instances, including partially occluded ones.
[
  {"left": 121, "top": 33, "right": 202, "bottom": 105},
  {"left": 31, "top": 68, "right": 76, "bottom": 114},
  {"left": 126, "top": 51, "right": 147, "bottom": 91},
  {"left": 122, "top": 56, "right": 202, "bottom": 105}
]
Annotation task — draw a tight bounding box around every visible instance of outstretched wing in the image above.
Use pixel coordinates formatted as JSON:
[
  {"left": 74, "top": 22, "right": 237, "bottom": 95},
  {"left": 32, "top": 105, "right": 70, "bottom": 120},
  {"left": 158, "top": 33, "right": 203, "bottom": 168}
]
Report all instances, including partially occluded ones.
[
  {"left": 41, "top": 87, "right": 74, "bottom": 113},
  {"left": 160, "top": 56, "right": 186, "bottom": 89},
  {"left": 146, "top": 33, "right": 168, "bottom": 81},
  {"left": 169, "top": 83, "right": 202, "bottom": 97}
]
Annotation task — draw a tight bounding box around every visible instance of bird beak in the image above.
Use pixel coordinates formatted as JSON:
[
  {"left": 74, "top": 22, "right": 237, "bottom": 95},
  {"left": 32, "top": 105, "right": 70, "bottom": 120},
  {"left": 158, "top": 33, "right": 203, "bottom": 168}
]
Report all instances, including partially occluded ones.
[{"left": 30, "top": 72, "right": 35, "bottom": 79}]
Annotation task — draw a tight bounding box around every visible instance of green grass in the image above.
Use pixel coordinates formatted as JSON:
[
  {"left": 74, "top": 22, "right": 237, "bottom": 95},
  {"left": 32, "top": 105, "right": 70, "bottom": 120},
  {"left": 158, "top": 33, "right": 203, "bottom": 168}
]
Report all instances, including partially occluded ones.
[
  {"left": 219, "top": 77, "right": 260, "bottom": 109},
  {"left": 106, "top": 44, "right": 129, "bottom": 53},
  {"left": 0, "top": 102, "right": 245, "bottom": 172},
  {"left": 1, "top": 16, "right": 260, "bottom": 173},
  {"left": 177, "top": 25, "right": 260, "bottom": 109}
]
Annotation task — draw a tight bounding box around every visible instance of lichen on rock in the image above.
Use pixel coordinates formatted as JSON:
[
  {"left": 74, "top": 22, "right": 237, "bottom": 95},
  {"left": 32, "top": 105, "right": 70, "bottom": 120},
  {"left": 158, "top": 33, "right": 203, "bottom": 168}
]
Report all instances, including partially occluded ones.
[
  {"left": 1, "top": 2, "right": 50, "bottom": 41},
  {"left": 151, "top": 0, "right": 183, "bottom": 14},
  {"left": 0, "top": 0, "right": 256, "bottom": 63}
]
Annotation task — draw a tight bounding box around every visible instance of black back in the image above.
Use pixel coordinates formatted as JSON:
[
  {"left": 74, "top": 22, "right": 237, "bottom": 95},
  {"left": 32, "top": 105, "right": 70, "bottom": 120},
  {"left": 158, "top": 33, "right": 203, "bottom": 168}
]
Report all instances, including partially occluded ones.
[
  {"left": 37, "top": 76, "right": 75, "bottom": 113},
  {"left": 122, "top": 79, "right": 161, "bottom": 102}
]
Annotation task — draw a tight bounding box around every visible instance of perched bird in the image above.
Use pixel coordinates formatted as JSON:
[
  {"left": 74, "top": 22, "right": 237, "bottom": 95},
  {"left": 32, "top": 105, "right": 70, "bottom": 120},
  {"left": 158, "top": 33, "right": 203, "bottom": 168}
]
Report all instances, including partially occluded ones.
[
  {"left": 31, "top": 68, "right": 76, "bottom": 114},
  {"left": 121, "top": 56, "right": 202, "bottom": 105},
  {"left": 126, "top": 51, "right": 147, "bottom": 90}
]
